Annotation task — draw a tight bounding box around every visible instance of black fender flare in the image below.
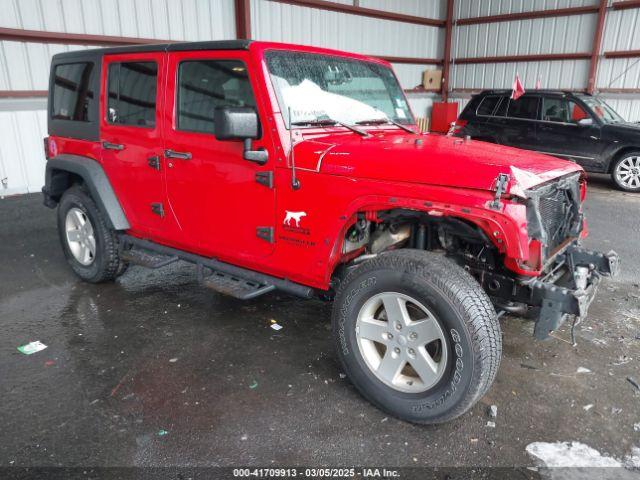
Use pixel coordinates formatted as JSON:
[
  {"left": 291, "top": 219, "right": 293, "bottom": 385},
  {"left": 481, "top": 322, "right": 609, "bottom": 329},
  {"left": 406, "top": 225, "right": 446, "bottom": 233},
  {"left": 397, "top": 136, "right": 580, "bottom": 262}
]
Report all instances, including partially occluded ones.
[{"left": 43, "top": 154, "right": 130, "bottom": 230}]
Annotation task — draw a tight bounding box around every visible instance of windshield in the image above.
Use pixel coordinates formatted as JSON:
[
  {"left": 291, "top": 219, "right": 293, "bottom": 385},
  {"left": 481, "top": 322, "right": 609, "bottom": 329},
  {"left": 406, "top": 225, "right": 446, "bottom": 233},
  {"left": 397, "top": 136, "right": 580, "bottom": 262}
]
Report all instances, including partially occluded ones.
[
  {"left": 265, "top": 50, "right": 414, "bottom": 127},
  {"left": 581, "top": 97, "right": 624, "bottom": 124}
]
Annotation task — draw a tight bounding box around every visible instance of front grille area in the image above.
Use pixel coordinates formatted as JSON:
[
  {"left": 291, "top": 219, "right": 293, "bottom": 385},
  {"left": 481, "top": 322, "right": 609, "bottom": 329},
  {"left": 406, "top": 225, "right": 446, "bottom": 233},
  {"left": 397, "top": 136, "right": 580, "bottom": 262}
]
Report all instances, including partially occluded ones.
[{"left": 526, "top": 173, "right": 583, "bottom": 257}]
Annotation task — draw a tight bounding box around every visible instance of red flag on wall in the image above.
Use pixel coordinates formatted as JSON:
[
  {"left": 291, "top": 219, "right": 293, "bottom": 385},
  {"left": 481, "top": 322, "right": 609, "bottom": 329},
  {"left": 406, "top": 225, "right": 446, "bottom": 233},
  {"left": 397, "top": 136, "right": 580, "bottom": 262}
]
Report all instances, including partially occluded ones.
[{"left": 511, "top": 74, "right": 525, "bottom": 100}]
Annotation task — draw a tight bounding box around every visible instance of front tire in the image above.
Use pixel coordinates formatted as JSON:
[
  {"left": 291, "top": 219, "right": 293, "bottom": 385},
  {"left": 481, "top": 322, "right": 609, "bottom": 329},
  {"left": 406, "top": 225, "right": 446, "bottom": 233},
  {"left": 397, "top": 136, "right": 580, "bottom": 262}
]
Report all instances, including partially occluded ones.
[
  {"left": 611, "top": 153, "right": 640, "bottom": 192},
  {"left": 332, "top": 250, "right": 501, "bottom": 424},
  {"left": 57, "top": 185, "right": 125, "bottom": 283}
]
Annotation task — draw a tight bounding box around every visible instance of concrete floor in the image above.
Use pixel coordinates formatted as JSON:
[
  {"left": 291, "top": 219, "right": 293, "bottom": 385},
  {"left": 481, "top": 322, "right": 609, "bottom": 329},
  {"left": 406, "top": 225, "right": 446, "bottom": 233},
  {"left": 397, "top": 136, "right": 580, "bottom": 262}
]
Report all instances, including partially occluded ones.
[{"left": 0, "top": 174, "right": 639, "bottom": 473}]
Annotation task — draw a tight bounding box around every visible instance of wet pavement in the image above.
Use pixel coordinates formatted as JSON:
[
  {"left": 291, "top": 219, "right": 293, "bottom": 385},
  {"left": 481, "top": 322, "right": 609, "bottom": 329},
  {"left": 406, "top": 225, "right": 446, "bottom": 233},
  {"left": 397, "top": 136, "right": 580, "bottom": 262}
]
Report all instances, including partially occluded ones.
[{"left": 0, "top": 174, "right": 639, "bottom": 472}]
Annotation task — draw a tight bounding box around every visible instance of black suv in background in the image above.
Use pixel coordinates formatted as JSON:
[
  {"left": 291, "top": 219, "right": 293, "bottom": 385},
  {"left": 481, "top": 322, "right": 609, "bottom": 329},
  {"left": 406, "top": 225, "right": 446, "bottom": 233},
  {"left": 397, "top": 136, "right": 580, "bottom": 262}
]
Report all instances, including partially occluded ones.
[{"left": 454, "top": 90, "right": 640, "bottom": 192}]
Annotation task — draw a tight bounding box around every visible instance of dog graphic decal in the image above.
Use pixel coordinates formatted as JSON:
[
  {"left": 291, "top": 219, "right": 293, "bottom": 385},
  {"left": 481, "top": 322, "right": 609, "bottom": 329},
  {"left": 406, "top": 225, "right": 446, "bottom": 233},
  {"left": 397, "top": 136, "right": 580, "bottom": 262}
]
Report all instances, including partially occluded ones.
[{"left": 283, "top": 211, "right": 307, "bottom": 227}]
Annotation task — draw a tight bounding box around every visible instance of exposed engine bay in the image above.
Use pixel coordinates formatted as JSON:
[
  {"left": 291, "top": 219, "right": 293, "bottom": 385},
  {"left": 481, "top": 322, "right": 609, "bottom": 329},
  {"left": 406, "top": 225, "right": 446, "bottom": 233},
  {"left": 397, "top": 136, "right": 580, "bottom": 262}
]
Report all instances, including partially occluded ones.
[{"left": 337, "top": 192, "right": 618, "bottom": 340}]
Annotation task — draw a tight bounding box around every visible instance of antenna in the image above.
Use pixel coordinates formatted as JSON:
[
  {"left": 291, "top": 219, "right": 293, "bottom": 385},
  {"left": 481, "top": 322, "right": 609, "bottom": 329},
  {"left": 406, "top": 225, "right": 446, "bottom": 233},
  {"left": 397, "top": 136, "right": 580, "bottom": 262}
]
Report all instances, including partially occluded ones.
[{"left": 288, "top": 106, "right": 301, "bottom": 190}]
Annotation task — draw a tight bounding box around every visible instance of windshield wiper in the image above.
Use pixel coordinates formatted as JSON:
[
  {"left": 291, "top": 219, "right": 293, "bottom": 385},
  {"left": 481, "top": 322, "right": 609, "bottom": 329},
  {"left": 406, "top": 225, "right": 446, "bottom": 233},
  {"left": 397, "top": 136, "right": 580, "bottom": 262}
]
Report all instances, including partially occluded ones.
[
  {"left": 356, "top": 114, "right": 417, "bottom": 134},
  {"left": 291, "top": 118, "right": 368, "bottom": 136}
]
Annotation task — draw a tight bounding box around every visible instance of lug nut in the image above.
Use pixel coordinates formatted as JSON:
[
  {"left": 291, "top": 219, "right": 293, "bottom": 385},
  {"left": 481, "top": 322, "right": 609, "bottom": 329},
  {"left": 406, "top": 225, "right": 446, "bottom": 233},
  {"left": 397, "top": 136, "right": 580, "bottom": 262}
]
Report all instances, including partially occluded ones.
[
  {"left": 394, "top": 347, "right": 401, "bottom": 354},
  {"left": 395, "top": 323, "right": 402, "bottom": 330},
  {"left": 408, "top": 348, "right": 416, "bottom": 356},
  {"left": 409, "top": 332, "right": 417, "bottom": 340},
  {"left": 387, "top": 333, "right": 393, "bottom": 340}
]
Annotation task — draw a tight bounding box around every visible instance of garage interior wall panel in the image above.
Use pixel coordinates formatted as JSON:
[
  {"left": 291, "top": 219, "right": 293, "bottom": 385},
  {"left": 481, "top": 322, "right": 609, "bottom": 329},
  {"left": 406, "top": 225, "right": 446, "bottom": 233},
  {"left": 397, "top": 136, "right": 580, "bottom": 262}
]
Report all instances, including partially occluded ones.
[
  {"left": 452, "top": 1, "right": 596, "bottom": 91},
  {"left": 598, "top": 7, "right": 640, "bottom": 120},
  {"left": 0, "top": 110, "right": 47, "bottom": 196},
  {"left": 457, "top": 0, "right": 598, "bottom": 18},
  {"left": 596, "top": 7, "right": 640, "bottom": 120},
  {"left": 0, "top": 0, "right": 236, "bottom": 195},
  {"left": 0, "top": 0, "right": 237, "bottom": 41},
  {"left": 359, "top": 0, "right": 443, "bottom": 18},
  {"left": 452, "top": 60, "right": 591, "bottom": 90},
  {"left": 3, "top": 0, "right": 640, "bottom": 196},
  {"left": 249, "top": 0, "right": 443, "bottom": 89}
]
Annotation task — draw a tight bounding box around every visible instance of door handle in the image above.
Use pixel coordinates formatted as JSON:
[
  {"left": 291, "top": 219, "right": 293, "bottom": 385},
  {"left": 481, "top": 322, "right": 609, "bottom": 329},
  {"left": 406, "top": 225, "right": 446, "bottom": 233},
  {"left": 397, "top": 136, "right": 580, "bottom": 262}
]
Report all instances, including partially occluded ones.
[
  {"left": 102, "top": 141, "right": 124, "bottom": 151},
  {"left": 165, "top": 149, "right": 192, "bottom": 160}
]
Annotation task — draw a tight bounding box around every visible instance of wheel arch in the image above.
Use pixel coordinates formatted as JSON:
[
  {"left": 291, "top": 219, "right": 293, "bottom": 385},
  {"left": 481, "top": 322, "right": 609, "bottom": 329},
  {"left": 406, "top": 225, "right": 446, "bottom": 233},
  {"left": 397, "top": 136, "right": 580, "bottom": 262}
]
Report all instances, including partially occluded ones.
[
  {"left": 325, "top": 200, "right": 525, "bottom": 287},
  {"left": 607, "top": 146, "right": 640, "bottom": 172},
  {"left": 43, "top": 154, "right": 130, "bottom": 230}
]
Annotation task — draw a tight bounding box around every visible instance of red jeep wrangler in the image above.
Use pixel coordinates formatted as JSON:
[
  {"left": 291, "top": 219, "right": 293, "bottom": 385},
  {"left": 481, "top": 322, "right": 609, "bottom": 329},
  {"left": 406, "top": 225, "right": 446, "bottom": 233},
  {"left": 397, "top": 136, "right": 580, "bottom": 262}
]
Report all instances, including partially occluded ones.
[{"left": 43, "top": 40, "right": 618, "bottom": 424}]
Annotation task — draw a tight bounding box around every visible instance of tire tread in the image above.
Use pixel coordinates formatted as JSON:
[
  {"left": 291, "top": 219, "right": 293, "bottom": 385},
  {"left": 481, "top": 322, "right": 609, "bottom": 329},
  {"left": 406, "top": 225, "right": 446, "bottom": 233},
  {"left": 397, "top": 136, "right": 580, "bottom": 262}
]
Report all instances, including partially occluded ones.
[{"left": 333, "top": 249, "right": 502, "bottom": 423}]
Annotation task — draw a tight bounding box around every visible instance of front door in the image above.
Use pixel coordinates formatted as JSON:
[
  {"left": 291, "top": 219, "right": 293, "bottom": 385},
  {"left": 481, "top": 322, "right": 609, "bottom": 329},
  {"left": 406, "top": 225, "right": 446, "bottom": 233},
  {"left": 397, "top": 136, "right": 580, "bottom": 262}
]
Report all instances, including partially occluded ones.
[
  {"left": 161, "top": 50, "right": 276, "bottom": 260},
  {"left": 100, "top": 52, "right": 166, "bottom": 236},
  {"left": 536, "top": 96, "right": 605, "bottom": 169}
]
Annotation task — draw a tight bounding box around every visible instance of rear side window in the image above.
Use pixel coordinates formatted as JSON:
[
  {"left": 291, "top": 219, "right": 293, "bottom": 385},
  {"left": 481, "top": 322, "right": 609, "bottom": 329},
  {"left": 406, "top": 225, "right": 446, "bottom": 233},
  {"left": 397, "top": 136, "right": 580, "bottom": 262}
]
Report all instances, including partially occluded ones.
[
  {"left": 107, "top": 62, "right": 158, "bottom": 127},
  {"left": 52, "top": 62, "right": 94, "bottom": 122},
  {"left": 506, "top": 96, "right": 539, "bottom": 120},
  {"left": 493, "top": 96, "right": 508, "bottom": 117},
  {"left": 476, "top": 95, "right": 501, "bottom": 116},
  {"left": 177, "top": 60, "right": 256, "bottom": 134}
]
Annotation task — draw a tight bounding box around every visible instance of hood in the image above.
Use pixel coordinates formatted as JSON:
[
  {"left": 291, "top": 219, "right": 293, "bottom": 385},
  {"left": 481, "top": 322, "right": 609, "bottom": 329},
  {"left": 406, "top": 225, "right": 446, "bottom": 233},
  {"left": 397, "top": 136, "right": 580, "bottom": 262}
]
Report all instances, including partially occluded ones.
[{"left": 294, "top": 131, "right": 583, "bottom": 197}]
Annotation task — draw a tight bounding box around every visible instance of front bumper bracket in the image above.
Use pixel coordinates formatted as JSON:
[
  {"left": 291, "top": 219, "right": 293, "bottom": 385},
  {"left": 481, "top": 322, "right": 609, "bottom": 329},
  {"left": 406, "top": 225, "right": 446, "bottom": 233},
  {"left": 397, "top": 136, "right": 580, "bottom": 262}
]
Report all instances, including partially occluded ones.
[
  {"left": 472, "top": 243, "right": 620, "bottom": 340},
  {"left": 530, "top": 245, "right": 619, "bottom": 339}
]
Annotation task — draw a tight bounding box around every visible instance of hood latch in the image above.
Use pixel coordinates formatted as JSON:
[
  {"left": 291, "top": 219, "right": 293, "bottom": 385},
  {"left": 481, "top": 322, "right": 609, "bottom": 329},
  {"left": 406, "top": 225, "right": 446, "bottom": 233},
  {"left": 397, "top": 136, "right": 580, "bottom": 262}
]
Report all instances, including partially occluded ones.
[{"left": 490, "top": 173, "right": 510, "bottom": 210}]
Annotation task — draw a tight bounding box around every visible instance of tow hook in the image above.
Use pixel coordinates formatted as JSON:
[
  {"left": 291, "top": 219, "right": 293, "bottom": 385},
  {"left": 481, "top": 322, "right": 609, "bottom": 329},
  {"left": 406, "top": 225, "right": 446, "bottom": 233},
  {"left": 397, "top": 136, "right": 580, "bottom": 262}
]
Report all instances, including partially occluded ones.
[{"left": 490, "top": 173, "right": 510, "bottom": 210}]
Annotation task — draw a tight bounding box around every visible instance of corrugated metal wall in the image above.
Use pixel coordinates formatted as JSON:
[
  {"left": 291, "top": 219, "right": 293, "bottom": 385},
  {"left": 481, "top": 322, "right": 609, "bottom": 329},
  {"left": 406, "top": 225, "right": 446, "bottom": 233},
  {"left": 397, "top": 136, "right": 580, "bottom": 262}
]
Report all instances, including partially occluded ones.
[
  {"left": 1, "top": 0, "right": 640, "bottom": 196},
  {"left": 0, "top": 0, "right": 236, "bottom": 195},
  {"left": 249, "top": 0, "right": 443, "bottom": 90},
  {"left": 598, "top": 6, "right": 640, "bottom": 90},
  {"left": 449, "top": 0, "right": 640, "bottom": 120}
]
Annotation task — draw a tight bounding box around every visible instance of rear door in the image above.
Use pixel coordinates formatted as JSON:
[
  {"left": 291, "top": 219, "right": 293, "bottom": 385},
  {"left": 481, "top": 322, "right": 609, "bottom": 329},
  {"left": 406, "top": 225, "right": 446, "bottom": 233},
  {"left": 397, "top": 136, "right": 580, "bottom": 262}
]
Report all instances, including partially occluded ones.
[
  {"left": 536, "top": 95, "right": 605, "bottom": 169},
  {"left": 100, "top": 52, "right": 166, "bottom": 235},
  {"left": 463, "top": 94, "right": 502, "bottom": 142},
  {"left": 499, "top": 95, "right": 540, "bottom": 151},
  {"left": 161, "top": 50, "right": 276, "bottom": 259}
]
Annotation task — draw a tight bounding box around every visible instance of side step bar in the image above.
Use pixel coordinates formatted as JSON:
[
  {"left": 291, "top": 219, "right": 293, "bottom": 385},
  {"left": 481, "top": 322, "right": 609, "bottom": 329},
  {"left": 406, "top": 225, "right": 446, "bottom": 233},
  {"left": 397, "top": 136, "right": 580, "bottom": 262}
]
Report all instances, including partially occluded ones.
[
  {"left": 119, "top": 235, "right": 314, "bottom": 300},
  {"left": 201, "top": 269, "right": 276, "bottom": 300},
  {"left": 120, "top": 248, "right": 178, "bottom": 269}
]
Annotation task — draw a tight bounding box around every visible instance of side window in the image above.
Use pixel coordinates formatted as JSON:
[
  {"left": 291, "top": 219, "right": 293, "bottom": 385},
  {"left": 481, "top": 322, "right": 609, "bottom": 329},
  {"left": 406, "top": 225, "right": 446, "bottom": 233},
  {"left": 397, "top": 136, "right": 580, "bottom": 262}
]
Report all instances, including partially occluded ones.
[
  {"left": 493, "top": 96, "right": 509, "bottom": 117},
  {"left": 52, "top": 62, "right": 94, "bottom": 122},
  {"left": 107, "top": 62, "right": 157, "bottom": 127},
  {"left": 476, "top": 95, "right": 501, "bottom": 116},
  {"left": 542, "top": 97, "right": 569, "bottom": 123},
  {"left": 507, "top": 96, "right": 539, "bottom": 120},
  {"left": 177, "top": 60, "right": 256, "bottom": 134},
  {"left": 570, "top": 101, "right": 589, "bottom": 122}
]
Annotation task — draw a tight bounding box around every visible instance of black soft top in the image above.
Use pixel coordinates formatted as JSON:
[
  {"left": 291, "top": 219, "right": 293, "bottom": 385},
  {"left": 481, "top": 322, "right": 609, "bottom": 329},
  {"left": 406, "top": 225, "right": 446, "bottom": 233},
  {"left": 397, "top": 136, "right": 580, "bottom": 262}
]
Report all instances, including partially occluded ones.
[
  {"left": 48, "top": 40, "right": 252, "bottom": 141},
  {"left": 50, "top": 39, "right": 252, "bottom": 62}
]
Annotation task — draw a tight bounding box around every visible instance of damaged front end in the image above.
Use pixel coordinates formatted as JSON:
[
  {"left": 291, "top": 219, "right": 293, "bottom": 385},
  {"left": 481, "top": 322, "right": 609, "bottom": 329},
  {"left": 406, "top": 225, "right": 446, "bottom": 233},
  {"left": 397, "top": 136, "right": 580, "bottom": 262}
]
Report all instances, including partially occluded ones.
[
  {"left": 474, "top": 173, "right": 620, "bottom": 340},
  {"left": 475, "top": 244, "right": 619, "bottom": 340}
]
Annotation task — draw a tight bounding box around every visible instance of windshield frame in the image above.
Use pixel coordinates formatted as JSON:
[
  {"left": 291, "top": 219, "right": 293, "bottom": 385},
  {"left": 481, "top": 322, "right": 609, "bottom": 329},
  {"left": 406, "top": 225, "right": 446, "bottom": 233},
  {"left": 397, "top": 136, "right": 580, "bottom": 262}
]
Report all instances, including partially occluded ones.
[{"left": 263, "top": 49, "right": 416, "bottom": 130}]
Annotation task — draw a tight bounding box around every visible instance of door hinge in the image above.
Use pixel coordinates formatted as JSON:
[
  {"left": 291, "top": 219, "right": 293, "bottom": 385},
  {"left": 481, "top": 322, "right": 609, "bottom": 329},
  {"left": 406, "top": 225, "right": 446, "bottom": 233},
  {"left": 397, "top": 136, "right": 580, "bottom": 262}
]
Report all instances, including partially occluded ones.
[
  {"left": 148, "top": 155, "right": 160, "bottom": 170},
  {"left": 256, "top": 226, "right": 274, "bottom": 243},
  {"left": 255, "top": 171, "right": 274, "bottom": 188},
  {"left": 151, "top": 202, "right": 164, "bottom": 217}
]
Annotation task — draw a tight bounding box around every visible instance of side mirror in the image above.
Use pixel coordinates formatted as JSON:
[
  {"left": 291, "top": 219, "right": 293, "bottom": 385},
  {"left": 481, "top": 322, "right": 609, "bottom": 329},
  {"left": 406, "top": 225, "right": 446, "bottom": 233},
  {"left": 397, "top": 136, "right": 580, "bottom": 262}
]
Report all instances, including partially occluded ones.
[
  {"left": 577, "top": 118, "right": 594, "bottom": 127},
  {"left": 213, "top": 106, "right": 268, "bottom": 165}
]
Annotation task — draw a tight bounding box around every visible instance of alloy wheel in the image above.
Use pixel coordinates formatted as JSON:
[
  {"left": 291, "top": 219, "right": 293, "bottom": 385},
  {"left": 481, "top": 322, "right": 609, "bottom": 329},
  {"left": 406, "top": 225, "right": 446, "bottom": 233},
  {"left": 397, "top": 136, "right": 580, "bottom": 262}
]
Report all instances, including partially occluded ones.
[
  {"left": 355, "top": 292, "right": 448, "bottom": 393},
  {"left": 615, "top": 156, "right": 640, "bottom": 190},
  {"left": 65, "top": 207, "right": 96, "bottom": 266}
]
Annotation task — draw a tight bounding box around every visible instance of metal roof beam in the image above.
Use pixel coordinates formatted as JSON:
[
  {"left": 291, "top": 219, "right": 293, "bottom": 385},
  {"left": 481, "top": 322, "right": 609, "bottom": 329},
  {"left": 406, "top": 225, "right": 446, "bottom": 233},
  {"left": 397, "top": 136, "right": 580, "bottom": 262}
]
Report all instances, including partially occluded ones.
[
  {"left": 456, "top": 5, "right": 599, "bottom": 26},
  {"left": 266, "top": 0, "right": 444, "bottom": 27}
]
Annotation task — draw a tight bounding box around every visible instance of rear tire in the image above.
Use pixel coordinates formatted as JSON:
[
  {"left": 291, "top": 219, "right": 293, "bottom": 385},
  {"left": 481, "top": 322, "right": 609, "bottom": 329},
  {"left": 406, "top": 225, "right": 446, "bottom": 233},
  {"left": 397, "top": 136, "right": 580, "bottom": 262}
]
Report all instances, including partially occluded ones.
[
  {"left": 332, "top": 250, "right": 501, "bottom": 424},
  {"left": 611, "top": 153, "right": 640, "bottom": 192},
  {"left": 57, "top": 185, "right": 125, "bottom": 283}
]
